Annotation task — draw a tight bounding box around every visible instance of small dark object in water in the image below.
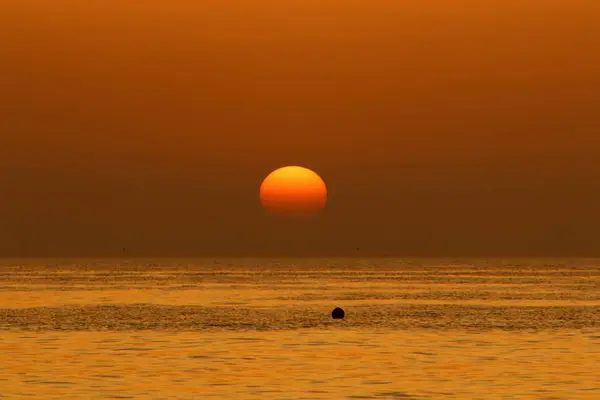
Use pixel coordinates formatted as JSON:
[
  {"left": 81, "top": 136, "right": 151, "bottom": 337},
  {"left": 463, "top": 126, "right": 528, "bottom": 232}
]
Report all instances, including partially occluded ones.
[{"left": 331, "top": 307, "right": 345, "bottom": 319}]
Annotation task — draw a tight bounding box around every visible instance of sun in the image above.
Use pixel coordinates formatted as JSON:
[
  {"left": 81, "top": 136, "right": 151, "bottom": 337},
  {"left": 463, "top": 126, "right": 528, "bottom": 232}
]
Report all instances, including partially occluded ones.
[{"left": 260, "top": 166, "right": 327, "bottom": 218}]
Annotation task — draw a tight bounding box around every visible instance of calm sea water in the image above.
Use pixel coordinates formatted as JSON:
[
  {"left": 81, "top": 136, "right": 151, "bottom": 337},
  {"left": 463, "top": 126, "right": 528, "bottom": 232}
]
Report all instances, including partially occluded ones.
[{"left": 0, "top": 258, "right": 598, "bottom": 399}]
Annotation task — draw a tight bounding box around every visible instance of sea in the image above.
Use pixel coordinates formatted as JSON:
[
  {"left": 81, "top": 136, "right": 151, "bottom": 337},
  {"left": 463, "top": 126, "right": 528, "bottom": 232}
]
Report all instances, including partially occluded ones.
[{"left": 0, "top": 258, "right": 598, "bottom": 399}]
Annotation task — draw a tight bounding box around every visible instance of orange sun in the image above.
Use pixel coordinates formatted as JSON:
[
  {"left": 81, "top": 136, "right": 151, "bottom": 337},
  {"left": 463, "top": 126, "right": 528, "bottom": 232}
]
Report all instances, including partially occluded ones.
[{"left": 260, "top": 166, "right": 327, "bottom": 218}]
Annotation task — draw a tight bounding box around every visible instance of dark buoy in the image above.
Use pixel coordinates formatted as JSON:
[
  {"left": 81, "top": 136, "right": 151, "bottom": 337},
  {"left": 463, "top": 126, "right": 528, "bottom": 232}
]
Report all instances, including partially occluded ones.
[{"left": 331, "top": 307, "right": 345, "bottom": 319}]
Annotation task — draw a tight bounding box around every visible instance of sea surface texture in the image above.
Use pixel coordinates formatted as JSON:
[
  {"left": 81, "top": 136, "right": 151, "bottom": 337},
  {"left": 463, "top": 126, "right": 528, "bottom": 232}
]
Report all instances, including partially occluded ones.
[{"left": 0, "top": 258, "right": 598, "bottom": 399}]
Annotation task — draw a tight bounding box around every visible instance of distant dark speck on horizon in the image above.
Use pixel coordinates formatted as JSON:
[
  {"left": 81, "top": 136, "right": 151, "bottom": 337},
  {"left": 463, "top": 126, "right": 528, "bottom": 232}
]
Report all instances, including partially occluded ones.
[{"left": 331, "top": 307, "right": 345, "bottom": 319}]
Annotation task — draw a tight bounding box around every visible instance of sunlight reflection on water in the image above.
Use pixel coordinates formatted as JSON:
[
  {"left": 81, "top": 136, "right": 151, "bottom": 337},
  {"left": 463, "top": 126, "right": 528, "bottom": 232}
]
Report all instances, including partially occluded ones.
[{"left": 0, "top": 258, "right": 598, "bottom": 399}]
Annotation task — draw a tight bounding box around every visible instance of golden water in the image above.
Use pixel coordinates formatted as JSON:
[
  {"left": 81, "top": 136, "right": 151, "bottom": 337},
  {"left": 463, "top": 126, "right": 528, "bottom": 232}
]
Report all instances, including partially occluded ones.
[{"left": 0, "top": 258, "right": 598, "bottom": 399}]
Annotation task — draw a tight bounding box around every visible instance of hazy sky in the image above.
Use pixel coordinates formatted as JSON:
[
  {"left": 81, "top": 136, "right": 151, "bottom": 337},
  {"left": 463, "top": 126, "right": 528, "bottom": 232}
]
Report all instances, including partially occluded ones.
[{"left": 1, "top": 1, "right": 599, "bottom": 257}]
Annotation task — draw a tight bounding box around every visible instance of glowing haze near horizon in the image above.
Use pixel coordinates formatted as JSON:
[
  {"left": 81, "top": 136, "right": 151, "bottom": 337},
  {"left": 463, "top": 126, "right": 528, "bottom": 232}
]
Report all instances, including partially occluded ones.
[{"left": 0, "top": 1, "right": 599, "bottom": 257}]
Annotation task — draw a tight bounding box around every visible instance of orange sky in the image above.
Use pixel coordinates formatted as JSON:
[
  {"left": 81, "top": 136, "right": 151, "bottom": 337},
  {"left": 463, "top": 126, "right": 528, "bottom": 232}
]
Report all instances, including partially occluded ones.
[{"left": 1, "top": 0, "right": 599, "bottom": 256}]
